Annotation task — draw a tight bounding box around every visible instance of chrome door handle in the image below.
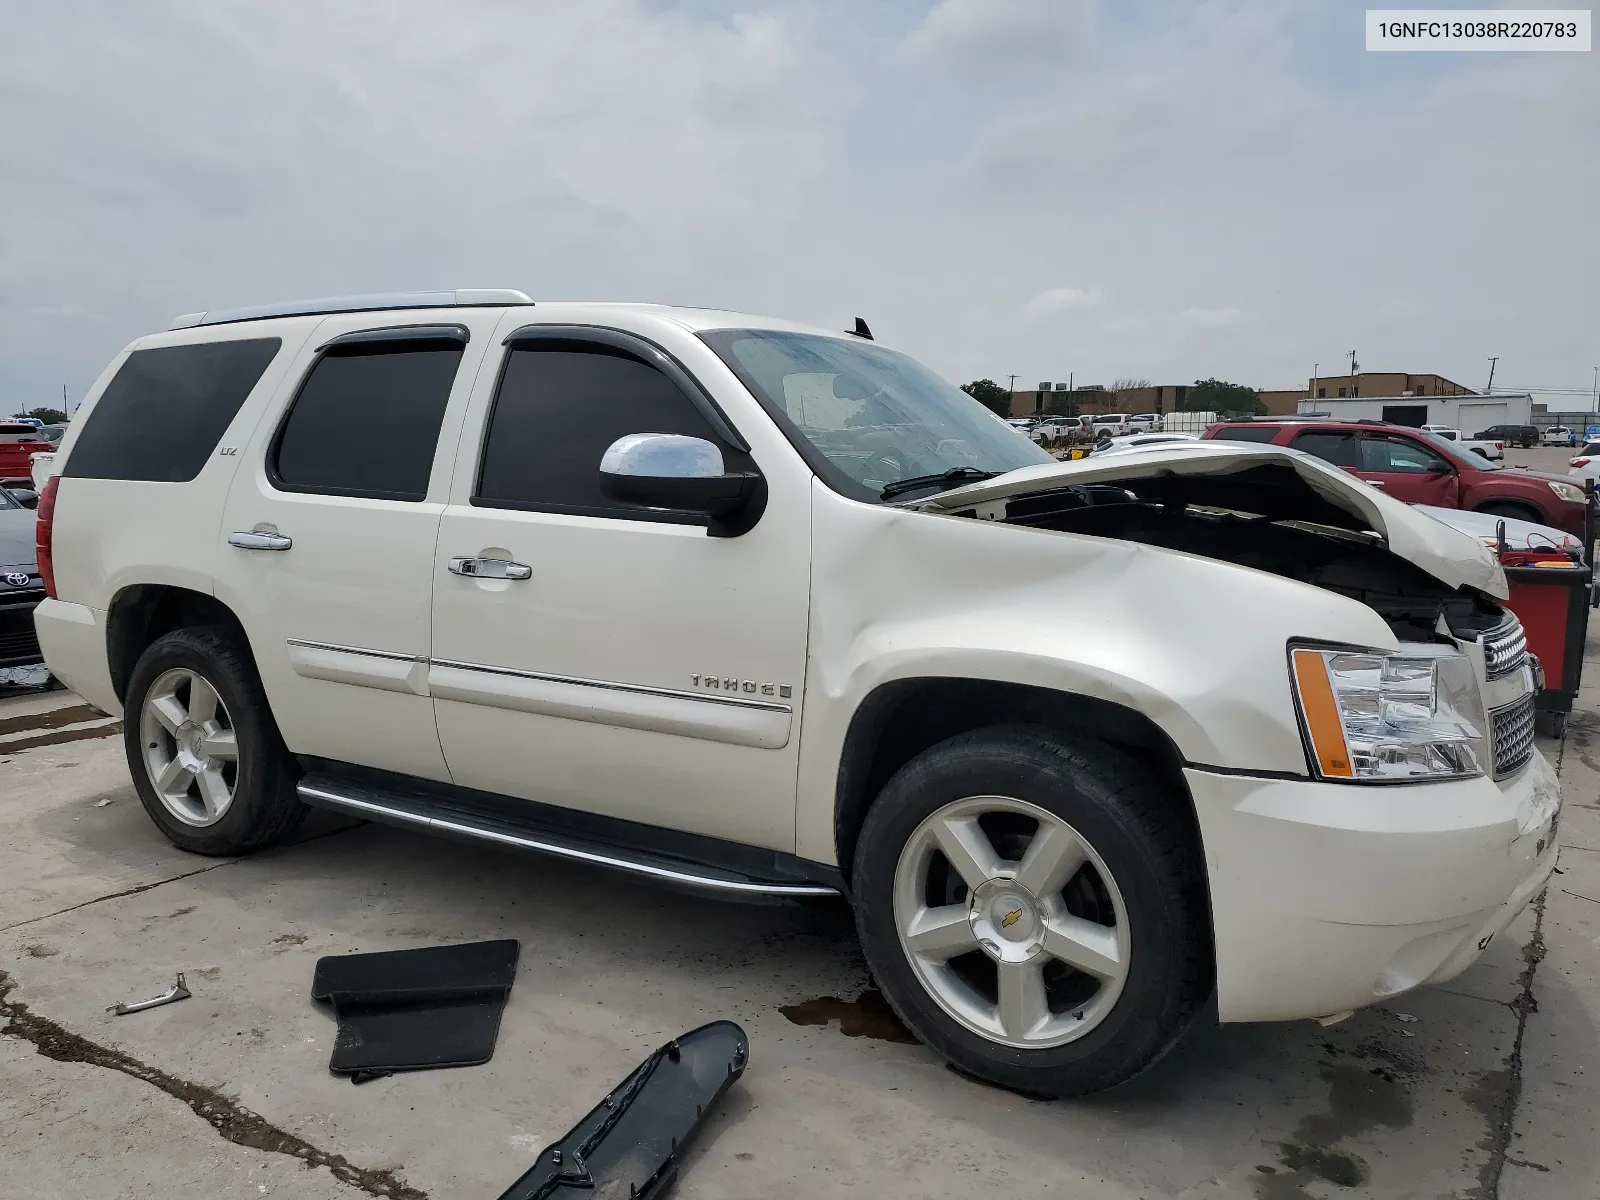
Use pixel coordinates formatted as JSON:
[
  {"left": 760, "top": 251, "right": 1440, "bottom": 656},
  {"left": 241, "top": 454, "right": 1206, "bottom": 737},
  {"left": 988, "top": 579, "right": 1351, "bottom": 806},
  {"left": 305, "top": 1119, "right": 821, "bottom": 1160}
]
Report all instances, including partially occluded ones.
[
  {"left": 449, "top": 556, "right": 532, "bottom": 581},
  {"left": 1366, "top": 480, "right": 1386, "bottom": 488},
  {"left": 229, "top": 530, "right": 292, "bottom": 551}
]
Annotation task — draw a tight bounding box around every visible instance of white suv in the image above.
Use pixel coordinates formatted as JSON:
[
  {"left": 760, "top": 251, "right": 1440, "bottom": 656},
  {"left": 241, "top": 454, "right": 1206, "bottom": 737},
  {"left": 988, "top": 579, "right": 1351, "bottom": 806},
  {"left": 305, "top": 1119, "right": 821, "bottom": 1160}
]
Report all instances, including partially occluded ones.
[{"left": 34, "top": 291, "right": 1559, "bottom": 1096}]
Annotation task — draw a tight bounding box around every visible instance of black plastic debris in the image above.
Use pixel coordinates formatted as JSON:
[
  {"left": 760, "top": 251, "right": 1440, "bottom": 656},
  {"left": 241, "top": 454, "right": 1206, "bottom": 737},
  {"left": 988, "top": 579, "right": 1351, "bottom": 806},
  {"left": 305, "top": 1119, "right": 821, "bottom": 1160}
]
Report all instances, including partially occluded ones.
[
  {"left": 311, "top": 939, "right": 519, "bottom": 1084},
  {"left": 496, "top": 1020, "right": 749, "bottom": 1200}
]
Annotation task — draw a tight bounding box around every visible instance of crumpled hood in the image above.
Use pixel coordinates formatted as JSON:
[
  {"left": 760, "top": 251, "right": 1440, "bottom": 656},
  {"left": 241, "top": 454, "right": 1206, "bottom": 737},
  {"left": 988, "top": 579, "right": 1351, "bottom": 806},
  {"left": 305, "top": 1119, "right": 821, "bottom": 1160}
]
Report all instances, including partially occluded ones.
[
  {"left": 920, "top": 441, "right": 1507, "bottom": 599},
  {"left": 0, "top": 507, "right": 36, "bottom": 573}
]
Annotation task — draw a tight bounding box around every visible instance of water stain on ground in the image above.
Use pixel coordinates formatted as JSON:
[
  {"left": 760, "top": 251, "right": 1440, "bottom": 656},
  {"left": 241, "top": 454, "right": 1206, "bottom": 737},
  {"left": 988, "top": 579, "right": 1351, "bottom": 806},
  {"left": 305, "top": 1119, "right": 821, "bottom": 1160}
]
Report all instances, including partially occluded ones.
[
  {"left": 1256, "top": 1061, "right": 1414, "bottom": 1197},
  {"left": 779, "top": 988, "right": 919, "bottom": 1044}
]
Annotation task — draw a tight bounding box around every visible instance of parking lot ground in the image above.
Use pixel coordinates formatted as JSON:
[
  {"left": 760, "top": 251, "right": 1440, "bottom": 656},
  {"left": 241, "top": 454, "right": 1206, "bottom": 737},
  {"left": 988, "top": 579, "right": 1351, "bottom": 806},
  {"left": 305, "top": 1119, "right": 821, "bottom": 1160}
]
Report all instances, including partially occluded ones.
[{"left": 1, "top": 665, "right": 1596, "bottom": 1199}]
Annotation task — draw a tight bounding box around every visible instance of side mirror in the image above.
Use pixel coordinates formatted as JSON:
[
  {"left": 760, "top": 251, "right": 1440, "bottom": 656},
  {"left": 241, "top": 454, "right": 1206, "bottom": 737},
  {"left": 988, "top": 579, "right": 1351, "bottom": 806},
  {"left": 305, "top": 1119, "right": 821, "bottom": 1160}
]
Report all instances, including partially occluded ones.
[
  {"left": 599, "top": 434, "right": 765, "bottom": 537},
  {"left": 6, "top": 489, "right": 37, "bottom": 509}
]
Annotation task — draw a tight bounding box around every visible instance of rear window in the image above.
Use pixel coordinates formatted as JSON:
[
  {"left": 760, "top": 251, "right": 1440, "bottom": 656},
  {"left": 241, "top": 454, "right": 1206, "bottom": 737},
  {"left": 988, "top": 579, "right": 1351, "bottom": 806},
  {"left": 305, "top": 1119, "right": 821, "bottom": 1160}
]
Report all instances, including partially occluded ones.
[
  {"left": 66, "top": 339, "right": 280, "bottom": 483},
  {"left": 1209, "top": 425, "right": 1281, "bottom": 444}
]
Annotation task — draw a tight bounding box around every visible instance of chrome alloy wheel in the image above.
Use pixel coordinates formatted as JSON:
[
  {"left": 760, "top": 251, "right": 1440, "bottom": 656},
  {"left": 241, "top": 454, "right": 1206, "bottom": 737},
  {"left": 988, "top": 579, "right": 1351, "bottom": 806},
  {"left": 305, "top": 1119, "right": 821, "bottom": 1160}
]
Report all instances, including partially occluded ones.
[
  {"left": 139, "top": 668, "right": 239, "bottom": 827},
  {"left": 892, "top": 796, "right": 1131, "bottom": 1049}
]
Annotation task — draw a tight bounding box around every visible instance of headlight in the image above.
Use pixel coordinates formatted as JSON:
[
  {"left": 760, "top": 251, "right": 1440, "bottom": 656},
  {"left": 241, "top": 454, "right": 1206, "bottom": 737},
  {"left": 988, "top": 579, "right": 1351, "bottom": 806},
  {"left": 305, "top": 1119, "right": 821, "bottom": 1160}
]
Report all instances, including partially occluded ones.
[
  {"left": 1290, "top": 646, "right": 1487, "bottom": 782},
  {"left": 1548, "top": 480, "right": 1586, "bottom": 504}
]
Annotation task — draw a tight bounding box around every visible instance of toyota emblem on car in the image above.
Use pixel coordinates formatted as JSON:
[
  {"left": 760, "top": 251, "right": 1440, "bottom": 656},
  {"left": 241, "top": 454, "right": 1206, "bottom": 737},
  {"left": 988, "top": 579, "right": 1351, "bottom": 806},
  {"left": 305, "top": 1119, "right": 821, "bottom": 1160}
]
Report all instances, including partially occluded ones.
[{"left": 3, "top": 572, "right": 32, "bottom": 588}]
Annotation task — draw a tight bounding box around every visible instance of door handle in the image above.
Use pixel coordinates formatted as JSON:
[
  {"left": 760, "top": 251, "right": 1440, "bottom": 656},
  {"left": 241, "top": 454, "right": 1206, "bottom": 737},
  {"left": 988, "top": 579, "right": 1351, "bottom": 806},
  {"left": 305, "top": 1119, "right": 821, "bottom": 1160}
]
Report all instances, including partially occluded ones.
[
  {"left": 449, "top": 556, "right": 532, "bottom": 581},
  {"left": 1364, "top": 479, "right": 1386, "bottom": 488},
  {"left": 229, "top": 530, "right": 292, "bottom": 551}
]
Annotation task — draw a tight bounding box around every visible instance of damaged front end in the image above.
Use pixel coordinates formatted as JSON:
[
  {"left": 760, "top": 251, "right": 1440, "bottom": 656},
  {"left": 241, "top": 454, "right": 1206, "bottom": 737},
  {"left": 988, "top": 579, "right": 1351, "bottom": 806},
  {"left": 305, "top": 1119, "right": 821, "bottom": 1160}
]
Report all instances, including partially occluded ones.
[
  {"left": 921, "top": 444, "right": 1539, "bottom": 786},
  {"left": 921, "top": 444, "right": 1510, "bottom": 647}
]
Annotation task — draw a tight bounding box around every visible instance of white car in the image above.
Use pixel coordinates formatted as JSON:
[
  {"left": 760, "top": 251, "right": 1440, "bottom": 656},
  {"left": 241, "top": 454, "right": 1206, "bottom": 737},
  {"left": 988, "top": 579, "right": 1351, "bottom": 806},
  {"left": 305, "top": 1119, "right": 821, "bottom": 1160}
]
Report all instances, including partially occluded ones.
[
  {"left": 1566, "top": 440, "right": 1600, "bottom": 486},
  {"left": 1088, "top": 432, "right": 1198, "bottom": 456},
  {"left": 1127, "top": 414, "right": 1161, "bottom": 433},
  {"left": 1543, "top": 426, "right": 1577, "bottom": 447},
  {"left": 1033, "top": 416, "right": 1085, "bottom": 447},
  {"left": 34, "top": 291, "right": 1557, "bottom": 1098}
]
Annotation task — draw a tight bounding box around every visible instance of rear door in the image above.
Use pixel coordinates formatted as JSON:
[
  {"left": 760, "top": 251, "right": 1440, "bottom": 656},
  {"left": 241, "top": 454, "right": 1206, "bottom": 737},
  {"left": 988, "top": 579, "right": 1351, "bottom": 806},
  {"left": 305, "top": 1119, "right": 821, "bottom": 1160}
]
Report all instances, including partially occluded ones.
[
  {"left": 216, "top": 312, "right": 496, "bottom": 782},
  {"left": 1353, "top": 432, "right": 1460, "bottom": 505}
]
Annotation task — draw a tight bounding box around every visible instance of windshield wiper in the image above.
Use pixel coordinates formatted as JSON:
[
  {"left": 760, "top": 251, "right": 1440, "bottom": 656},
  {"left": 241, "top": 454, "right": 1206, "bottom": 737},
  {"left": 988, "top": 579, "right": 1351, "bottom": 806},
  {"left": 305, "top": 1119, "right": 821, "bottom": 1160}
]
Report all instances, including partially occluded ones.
[{"left": 880, "top": 466, "right": 997, "bottom": 500}]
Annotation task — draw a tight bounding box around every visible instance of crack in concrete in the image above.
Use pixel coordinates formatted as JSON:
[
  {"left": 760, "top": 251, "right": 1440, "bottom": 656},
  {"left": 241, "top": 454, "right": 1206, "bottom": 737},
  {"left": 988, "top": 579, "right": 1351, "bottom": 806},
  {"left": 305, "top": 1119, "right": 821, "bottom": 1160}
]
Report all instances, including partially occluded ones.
[
  {"left": 0, "top": 971, "right": 427, "bottom": 1199},
  {"left": 1478, "top": 868, "right": 1550, "bottom": 1199},
  {"left": 0, "top": 862, "right": 234, "bottom": 933}
]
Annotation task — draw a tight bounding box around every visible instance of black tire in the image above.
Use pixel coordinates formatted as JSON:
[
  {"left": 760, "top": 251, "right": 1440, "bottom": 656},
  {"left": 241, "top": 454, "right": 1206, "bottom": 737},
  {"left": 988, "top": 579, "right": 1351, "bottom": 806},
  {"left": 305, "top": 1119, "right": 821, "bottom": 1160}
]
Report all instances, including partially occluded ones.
[
  {"left": 1475, "top": 500, "right": 1545, "bottom": 525},
  {"left": 123, "top": 625, "right": 304, "bottom": 855},
  {"left": 851, "top": 725, "right": 1212, "bottom": 1097}
]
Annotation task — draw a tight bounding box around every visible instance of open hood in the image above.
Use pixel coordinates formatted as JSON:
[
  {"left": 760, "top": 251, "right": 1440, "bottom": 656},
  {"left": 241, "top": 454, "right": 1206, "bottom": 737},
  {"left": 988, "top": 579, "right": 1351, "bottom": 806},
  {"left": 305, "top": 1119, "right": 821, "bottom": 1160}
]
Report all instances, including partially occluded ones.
[{"left": 919, "top": 442, "right": 1507, "bottom": 599}]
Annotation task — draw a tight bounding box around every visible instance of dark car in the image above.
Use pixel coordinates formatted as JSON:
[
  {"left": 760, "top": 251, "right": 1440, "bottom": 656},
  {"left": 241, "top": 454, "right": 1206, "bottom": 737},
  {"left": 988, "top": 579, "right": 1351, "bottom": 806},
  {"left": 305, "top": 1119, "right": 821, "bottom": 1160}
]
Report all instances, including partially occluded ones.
[
  {"left": 1203, "top": 419, "right": 1591, "bottom": 534},
  {"left": 0, "top": 486, "right": 45, "bottom": 668},
  {"left": 1474, "top": 423, "right": 1539, "bottom": 449}
]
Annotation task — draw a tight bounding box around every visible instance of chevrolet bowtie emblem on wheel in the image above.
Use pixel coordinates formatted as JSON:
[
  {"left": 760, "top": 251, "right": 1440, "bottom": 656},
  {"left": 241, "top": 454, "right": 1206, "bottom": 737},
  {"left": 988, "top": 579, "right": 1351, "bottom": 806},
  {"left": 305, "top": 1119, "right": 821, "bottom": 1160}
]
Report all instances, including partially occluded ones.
[
  {"left": 2, "top": 572, "right": 30, "bottom": 588},
  {"left": 1001, "top": 908, "right": 1023, "bottom": 929}
]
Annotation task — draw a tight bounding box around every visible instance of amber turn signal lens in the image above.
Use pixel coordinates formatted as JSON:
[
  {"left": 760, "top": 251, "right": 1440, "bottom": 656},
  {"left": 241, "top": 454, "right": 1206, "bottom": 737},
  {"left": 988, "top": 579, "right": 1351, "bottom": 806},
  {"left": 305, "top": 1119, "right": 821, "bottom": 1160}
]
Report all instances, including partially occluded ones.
[{"left": 1291, "top": 649, "right": 1354, "bottom": 779}]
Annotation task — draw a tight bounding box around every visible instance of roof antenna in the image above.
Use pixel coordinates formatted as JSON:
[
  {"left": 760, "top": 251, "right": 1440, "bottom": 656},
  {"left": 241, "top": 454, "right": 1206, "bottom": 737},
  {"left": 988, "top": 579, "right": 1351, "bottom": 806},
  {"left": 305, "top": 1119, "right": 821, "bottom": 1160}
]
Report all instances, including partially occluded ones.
[{"left": 849, "top": 317, "right": 874, "bottom": 341}]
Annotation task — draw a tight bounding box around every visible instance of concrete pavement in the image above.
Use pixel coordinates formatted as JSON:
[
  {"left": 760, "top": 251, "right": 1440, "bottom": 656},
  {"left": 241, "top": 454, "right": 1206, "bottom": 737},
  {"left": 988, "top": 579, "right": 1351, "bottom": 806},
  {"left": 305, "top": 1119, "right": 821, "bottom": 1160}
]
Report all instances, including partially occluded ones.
[{"left": 0, "top": 668, "right": 1593, "bottom": 1198}]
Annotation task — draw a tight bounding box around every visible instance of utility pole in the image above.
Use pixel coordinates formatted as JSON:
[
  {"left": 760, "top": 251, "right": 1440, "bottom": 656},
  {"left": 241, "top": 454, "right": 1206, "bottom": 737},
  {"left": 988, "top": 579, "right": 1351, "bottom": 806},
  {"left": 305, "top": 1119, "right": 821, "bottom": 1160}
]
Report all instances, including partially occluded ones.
[
  {"left": 1347, "top": 351, "right": 1358, "bottom": 394},
  {"left": 1311, "top": 362, "right": 1319, "bottom": 404},
  {"left": 1486, "top": 357, "right": 1499, "bottom": 394},
  {"left": 1592, "top": 366, "right": 1597, "bottom": 412}
]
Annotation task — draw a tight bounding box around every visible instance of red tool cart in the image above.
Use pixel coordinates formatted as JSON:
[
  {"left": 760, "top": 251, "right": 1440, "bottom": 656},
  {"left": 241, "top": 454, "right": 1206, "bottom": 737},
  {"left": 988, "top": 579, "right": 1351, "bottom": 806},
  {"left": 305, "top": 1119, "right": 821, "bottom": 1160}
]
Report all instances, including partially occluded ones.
[{"left": 1495, "top": 484, "right": 1598, "bottom": 737}]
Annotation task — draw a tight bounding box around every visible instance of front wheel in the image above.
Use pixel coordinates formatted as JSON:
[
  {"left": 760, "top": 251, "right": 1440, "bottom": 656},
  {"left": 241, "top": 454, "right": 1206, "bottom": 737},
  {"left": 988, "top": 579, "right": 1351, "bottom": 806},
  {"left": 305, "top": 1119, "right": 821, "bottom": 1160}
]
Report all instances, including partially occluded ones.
[{"left": 851, "top": 727, "right": 1212, "bottom": 1097}]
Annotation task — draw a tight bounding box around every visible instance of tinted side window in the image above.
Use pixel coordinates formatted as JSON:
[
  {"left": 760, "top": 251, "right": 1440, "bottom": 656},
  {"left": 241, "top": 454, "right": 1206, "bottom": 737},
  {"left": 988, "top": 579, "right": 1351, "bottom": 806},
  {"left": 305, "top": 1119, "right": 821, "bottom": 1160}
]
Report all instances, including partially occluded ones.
[
  {"left": 66, "top": 339, "right": 280, "bottom": 482},
  {"left": 1362, "top": 436, "right": 1449, "bottom": 474},
  {"left": 1290, "top": 430, "right": 1361, "bottom": 467},
  {"left": 273, "top": 344, "right": 463, "bottom": 501},
  {"left": 476, "top": 343, "right": 720, "bottom": 519},
  {"left": 1208, "top": 426, "right": 1280, "bottom": 444}
]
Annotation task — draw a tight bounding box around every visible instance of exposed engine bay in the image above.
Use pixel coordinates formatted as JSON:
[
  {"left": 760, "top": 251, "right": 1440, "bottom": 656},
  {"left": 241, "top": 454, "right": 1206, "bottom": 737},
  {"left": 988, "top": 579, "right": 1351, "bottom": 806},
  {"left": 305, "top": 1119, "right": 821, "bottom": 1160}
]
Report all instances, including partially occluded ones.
[{"left": 973, "top": 472, "right": 1507, "bottom": 643}]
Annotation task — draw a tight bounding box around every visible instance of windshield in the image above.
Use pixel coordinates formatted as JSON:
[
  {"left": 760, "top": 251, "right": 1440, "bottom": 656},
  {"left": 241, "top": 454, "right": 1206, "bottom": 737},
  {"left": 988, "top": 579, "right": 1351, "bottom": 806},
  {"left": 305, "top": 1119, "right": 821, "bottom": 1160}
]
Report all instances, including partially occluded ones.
[
  {"left": 700, "top": 329, "right": 1051, "bottom": 501},
  {"left": 0, "top": 488, "right": 18, "bottom": 510},
  {"left": 1422, "top": 430, "right": 1500, "bottom": 468}
]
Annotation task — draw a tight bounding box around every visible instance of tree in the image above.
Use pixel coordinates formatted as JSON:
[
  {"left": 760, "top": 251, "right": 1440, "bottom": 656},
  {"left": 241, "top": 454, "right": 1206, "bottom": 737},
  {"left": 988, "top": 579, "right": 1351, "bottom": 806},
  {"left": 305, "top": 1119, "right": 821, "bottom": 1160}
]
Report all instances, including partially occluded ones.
[
  {"left": 1185, "top": 378, "right": 1264, "bottom": 416},
  {"left": 1110, "top": 377, "right": 1152, "bottom": 392},
  {"left": 960, "top": 378, "right": 1013, "bottom": 418},
  {"left": 25, "top": 407, "right": 67, "bottom": 425}
]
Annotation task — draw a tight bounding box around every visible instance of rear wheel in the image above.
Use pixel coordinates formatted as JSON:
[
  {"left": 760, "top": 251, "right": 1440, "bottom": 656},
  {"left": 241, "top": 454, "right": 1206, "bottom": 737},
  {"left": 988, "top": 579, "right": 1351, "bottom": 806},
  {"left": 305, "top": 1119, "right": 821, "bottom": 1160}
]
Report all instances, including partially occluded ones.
[
  {"left": 851, "top": 726, "right": 1212, "bottom": 1097},
  {"left": 124, "top": 626, "right": 303, "bottom": 855}
]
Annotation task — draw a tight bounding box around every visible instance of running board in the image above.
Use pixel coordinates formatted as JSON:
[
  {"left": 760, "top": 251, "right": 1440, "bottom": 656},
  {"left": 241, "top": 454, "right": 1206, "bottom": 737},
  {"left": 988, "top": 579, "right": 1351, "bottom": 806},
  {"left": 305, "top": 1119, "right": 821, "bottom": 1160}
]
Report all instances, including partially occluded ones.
[{"left": 296, "top": 769, "right": 843, "bottom": 901}]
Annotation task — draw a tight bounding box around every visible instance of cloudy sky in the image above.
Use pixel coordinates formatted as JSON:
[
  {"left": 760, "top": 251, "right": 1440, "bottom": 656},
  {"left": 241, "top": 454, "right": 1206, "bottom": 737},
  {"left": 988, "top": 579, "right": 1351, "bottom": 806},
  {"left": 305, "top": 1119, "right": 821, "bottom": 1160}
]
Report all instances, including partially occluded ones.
[{"left": 2, "top": 0, "right": 1595, "bottom": 412}]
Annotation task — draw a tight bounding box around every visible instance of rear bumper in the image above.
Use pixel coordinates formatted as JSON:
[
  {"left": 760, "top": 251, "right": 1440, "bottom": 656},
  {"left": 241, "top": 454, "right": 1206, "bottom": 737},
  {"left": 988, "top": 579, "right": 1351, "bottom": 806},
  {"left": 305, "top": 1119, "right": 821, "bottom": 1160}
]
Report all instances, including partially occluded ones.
[
  {"left": 32, "top": 598, "right": 118, "bottom": 712},
  {"left": 1189, "top": 752, "right": 1560, "bottom": 1023}
]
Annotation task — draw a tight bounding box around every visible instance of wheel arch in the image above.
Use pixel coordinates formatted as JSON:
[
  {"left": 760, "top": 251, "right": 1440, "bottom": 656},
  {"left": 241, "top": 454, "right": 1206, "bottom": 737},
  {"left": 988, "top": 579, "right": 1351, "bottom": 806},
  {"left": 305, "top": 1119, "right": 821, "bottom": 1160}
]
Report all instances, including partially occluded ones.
[
  {"left": 107, "top": 584, "right": 253, "bottom": 703},
  {"left": 833, "top": 677, "right": 1202, "bottom": 889},
  {"left": 1471, "top": 498, "right": 1548, "bottom": 525}
]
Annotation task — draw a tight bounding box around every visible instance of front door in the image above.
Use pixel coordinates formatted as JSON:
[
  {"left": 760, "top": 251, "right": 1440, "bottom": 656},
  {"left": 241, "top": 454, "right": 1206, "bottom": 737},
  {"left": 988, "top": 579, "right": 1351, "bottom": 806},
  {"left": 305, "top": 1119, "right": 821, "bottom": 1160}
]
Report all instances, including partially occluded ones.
[
  {"left": 1354, "top": 432, "right": 1461, "bottom": 506},
  {"left": 427, "top": 324, "right": 812, "bottom": 850},
  {"left": 216, "top": 312, "right": 495, "bottom": 782}
]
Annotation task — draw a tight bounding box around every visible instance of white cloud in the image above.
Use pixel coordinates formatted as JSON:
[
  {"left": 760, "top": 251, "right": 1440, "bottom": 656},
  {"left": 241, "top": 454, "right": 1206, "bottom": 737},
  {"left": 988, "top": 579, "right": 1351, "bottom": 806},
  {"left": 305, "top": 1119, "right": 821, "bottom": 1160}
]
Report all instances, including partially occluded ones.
[
  {"left": 1023, "top": 287, "right": 1106, "bottom": 317},
  {"left": 0, "top": 1, "right": 1594, "bottom": 408},
  {"left": 904, "top": 0, "right": 1095, "bottom": 71},
  {"left": 1178, "top": 307, "right": 1244, "bottom": 329}
]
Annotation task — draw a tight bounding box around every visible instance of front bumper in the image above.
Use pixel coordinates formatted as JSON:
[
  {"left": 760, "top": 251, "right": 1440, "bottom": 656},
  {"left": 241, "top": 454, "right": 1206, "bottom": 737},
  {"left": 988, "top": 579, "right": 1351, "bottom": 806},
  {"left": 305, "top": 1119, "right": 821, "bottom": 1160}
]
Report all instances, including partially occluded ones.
[
  {"left": 0, "top": 584, "right": 46, "bottom": 667},
  {"left": 1189, "top": 752, "right": 1560, "bottom": 1023}
]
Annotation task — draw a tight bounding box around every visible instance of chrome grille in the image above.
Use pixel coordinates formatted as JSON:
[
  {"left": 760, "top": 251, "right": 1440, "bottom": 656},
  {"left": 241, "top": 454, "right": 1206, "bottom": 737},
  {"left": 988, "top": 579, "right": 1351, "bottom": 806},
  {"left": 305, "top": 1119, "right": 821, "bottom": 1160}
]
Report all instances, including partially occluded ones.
[
  {"left": 1482, "top": 616, "right": 1528, "bottom": 680},
  {"left": 1491, "top": 693, "right": 1536, "bottom": 780}
]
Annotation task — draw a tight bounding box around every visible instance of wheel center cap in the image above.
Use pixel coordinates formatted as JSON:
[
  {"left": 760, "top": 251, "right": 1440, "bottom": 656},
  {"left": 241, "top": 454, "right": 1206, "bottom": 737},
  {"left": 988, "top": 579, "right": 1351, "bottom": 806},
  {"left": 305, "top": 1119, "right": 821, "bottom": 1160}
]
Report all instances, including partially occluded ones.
[
  {"left": 968, "top": 880, "right": 1045, "bottom": 962},
  {"left": 176, "top": 723, "right": 204, "bottom": 763}
]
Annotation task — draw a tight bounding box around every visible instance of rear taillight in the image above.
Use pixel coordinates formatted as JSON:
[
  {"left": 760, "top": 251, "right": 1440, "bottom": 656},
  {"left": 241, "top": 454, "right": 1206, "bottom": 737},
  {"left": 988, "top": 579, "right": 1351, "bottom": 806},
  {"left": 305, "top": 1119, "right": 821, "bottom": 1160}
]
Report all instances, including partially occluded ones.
[
  {"left": 1572, "top": 457, "right": 1590, "bottom": 468},
  {"left": 35, "top": 475, "right": 59, "bottom": 599}
]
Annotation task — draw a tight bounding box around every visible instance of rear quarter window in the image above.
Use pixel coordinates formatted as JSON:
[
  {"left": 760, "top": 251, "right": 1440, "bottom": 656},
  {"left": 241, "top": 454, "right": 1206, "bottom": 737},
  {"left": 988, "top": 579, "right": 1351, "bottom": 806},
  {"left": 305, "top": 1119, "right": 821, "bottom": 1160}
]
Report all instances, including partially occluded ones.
[{"left": 65, "top": 339, "right": 281, "bottom": 483}]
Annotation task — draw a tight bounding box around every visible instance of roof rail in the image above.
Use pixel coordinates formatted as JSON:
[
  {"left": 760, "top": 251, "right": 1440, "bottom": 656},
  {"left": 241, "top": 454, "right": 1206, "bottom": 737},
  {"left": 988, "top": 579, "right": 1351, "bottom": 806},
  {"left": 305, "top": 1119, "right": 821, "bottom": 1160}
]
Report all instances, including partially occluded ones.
[{"left": 168, "top": 289, "right": 533, "bottom": 330}]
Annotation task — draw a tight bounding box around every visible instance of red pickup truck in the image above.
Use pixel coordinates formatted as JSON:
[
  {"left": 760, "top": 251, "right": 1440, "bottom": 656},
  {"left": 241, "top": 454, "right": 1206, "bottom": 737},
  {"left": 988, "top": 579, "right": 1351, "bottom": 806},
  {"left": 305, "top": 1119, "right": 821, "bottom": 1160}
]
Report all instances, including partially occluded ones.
[
  {"left": 1203, "top": 419, "right": 1590, "bottom": 534},
  {"left": 0, "top": 423, "right": 52, "bottom": 487}
]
